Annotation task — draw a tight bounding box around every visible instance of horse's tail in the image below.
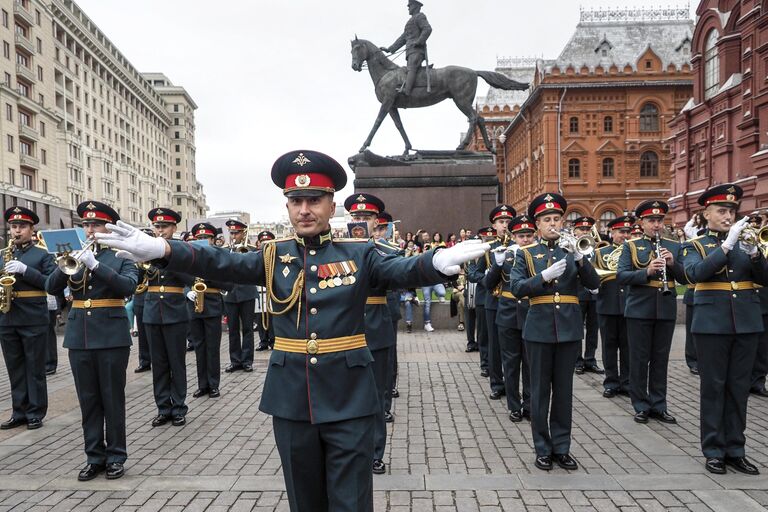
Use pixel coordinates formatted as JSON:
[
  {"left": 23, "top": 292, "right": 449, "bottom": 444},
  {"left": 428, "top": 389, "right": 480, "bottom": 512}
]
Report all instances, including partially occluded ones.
[{"left": 476, "top": 71, "right": 529, "bottom": 91}]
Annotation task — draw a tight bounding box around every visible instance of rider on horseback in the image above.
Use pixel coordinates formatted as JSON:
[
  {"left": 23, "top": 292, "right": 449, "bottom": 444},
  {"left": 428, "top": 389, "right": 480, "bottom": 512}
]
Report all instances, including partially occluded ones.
[{"left": 380, "top": 0, "right": 432, "bottom": 96}]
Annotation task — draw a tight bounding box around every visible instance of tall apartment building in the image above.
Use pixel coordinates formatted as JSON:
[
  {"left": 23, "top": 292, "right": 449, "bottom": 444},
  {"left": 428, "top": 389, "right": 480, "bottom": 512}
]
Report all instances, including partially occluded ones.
[{"left": 0, "top": 0, "right": 207, "bottom": 232}]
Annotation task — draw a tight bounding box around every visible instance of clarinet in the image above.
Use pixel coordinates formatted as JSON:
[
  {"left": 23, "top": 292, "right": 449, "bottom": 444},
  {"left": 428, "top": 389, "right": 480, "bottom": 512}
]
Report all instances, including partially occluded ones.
[{"left": 655, "top": 232, "right": 671, "bottom": 296}]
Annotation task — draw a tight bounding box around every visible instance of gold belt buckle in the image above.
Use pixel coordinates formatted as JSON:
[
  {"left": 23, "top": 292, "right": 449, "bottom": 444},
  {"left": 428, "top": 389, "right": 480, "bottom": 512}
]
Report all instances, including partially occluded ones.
[
  {"left": 159, "top": 285, "right": 165, "bottom": 293},
  {"left": 731, "top": 281, "right": 739, "bottom": 290},
  {"left": 83, "top": 299, "right": 92, "bottom": 309},
  {"left": 306, "top": 339, "right": 319, "bottom": 355},
  {"left": 553, "top": 293, "right": 561, "bottom": 304}
]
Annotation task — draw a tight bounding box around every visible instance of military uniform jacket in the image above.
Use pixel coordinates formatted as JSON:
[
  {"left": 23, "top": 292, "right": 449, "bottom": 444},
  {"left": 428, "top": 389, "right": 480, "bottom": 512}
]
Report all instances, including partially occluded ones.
[
  {"left": 186, "top": 277, "right": 234, "bottom": 319},
  {"left": 510, "top": 240, "right": 600, "bottom": 343},
  {"left": 223, "top": 245, "right": 259, "bottom": 303},
  {"left": 468, "top": 240, "right": 501, "bottom": 309},
  {"left": 594, "top": 244, "right": 626, "bottom": 316},
  {"left": 142, "top": 265, "right": 196, "bottom": 325},
  {"left": 578, "top": 252, "right": 597, "bottom": 303},
  {"left": 365, "top": 240, "right": 402, "bottom": 351},
  {"left": 160, "top": 232, "right": 449, "bottom": 424},
  {"left": 484, "top": 249, "right": 529, "bottom": 330},
  {"left": 46, "top": 247, "right": 138, "bottom": 349},
  {"left": 389, "top": 12, "right": 431, "bottom": 56},
  {"left": 0, "top": 243, "right": 55, "bottom": 327},
  {"left": 616, "top": 235, "right": 685, "bottom": 321},
  {"left": 133, "top": 264, "right": 147, "bottom": 307},
  {"left": 680, "top": 232, "right": 768, "bottom": 335},
  {"left": 759, "top": 284, "right": 768, "bottom": 316}
]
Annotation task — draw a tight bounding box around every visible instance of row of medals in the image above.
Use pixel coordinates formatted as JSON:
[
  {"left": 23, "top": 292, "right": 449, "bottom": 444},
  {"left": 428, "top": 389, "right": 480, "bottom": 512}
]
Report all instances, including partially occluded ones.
[{"left": 318, "top": 274, "right": 356, "bottom": 290}]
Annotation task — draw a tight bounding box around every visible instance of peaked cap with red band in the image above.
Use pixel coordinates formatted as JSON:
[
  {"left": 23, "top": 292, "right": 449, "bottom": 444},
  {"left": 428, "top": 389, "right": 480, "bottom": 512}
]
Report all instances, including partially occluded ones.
[
  {"left": 4, "top": 205, "right": 39, "bottom": 225},
  {"left": 344, "top": 193, "right": 385, "bottom": 216},
  {"left": 478, "top": 226, "right": 496, "bottom": 238},
  {"left": 225, "top": 219, "right": 248, "bottom": 231},
  {"left": 77, "top": 201, "right": 119, "bottom": 224},
  {"left": 634, "top": 200, "right": 669, "bottom": 219},
  {"left": 608, "top": 216, "right": 634, "bottom": 231},
  {"left": 510, "top": 215, "right": 535, "bottom": 233},
  {"left": 257, "top": 230, "right": 275, "bottom": 242},
  {"left": 377, "top": 212, "right": 393, "bottom": 225},
  {"left": 697, "top": 183, "right": 743, "bottom": 207},
  {"left": 631, "top": 223, "right": 643, "bottom": 235},
  {"left": 148, "top": 207, "right": 181, "bottom": 225},
  {"left": 271, "top": 149, "right": 347, "bottom": 198},
  {"left": 489, "top": 204, "right": 516, "bottom": 223},
  {"left": 572, "top": 216, "right": 595, "bottom": 229},
  {"left": 193, "top": 222, "right": 218, "bottom": 238},
  {"left": 528, "top": 192, "right": 567, "bottom": 219}
]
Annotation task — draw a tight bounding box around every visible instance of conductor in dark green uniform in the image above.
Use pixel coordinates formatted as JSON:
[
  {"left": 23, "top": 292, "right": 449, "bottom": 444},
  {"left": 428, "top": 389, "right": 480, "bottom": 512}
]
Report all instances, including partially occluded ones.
[
  {"left": 681, "top": 184, "right": 767, "bottom": 475},
  {"left": 46, "top": 201, "right": 138, "bottom": 480},
  {"left": 617, "top": 200, "right": 685, "bottom": 425},
  {"left": 224, "top": 219, "right": 258, "bottom": 372},
  {"left": 0, "top": 206, "right": 55, "bottom": 430},
  {"left": 510, "top": 193, "right": 600, "bottom": 471},
  {"left": 95, "top": 149, "right": 489, "bottom": 512}
]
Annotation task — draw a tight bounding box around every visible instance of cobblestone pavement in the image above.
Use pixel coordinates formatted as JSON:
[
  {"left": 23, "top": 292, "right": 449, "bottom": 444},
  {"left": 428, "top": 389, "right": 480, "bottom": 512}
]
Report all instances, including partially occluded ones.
[{"left": 0, "top": 321, "right": 768, "bottom": 511}]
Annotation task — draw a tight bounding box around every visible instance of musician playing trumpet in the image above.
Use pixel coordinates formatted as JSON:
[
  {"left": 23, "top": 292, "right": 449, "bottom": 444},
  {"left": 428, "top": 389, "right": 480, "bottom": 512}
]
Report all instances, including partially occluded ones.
[
  {"left": 680, "top": 184, "right": 768, "bottom": 476},
  {"left": 0, "top": 206, "right": 55, "bottom": 432}
]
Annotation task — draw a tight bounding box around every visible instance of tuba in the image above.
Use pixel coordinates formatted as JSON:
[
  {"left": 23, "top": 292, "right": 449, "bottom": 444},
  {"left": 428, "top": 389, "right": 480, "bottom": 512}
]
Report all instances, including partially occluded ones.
[
  {"left": 0, "top": 238, "right": 17, "bottom": 313},
  {"left": 193, "top": 278, "right": 207, "bottom": 313}
]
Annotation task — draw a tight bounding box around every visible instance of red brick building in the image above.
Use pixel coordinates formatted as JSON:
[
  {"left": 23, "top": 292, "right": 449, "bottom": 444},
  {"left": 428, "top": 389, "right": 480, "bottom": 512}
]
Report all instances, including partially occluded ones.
[
  {"left": 473, "top": 8, "right": 694, "bottom": 230},
  {"left": 668, "top": 0, "right": 768, "bottom": 224}
]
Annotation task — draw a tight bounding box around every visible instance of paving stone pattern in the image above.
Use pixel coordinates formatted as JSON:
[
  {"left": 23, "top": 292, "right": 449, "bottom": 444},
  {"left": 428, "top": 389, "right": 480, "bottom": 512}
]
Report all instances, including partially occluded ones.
[{"left": 0, "top": 321, "right": 767, "bottom": 510}]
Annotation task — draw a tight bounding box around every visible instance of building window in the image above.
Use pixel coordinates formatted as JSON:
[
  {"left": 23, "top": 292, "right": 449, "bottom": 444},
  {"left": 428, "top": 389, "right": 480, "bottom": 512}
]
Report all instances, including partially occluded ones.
[
  {"left": 1, "top": 10, "right": 7, "bottom": 28},
  {"left": 21, "top": 171, "right": 33, "bottom": 190},
  {"left": 40, "top": 149, "right": 46, "bottom": 164},
  {"left": 639, "top": 103, "right": 660, "bottom": 132},
  {"left": 177, "top": 198, "right": 182, "bottom": 206},
  {"left": 18, "top": 110, "right": 29, "bottom": 126},
  {"left": 599, "top": 210, "right": 618, "bottom": 232},
  {"left": 568, "top": 158, "right": 580, "bottom": 178},
  {"left": 3, "top": 41, "right": 9, "bottom": 59},
  {"left": 704, "top": 29, "right": 720, "bottom": 100},
  {"left": 19, "top": 140, "right": 31, "bottom": 156},
  {"left": 175, "top": 144, "right": 180, "bottom": 152},
  {"left": 6, "top": 135, "right": 13, "bottom": 152},
  {"left": 603, "top": 116, "right": 613, "bottom": 133},
  {"left": 5, "top": 103, "right": 11, "bottom": 122},
  {"left": 37, "top": 65, "right": 43, "bottom": 81},
  {"left": 17, "top": 81, "right": 28, "bottom": 98},
  {"left": 8, "top": 168, "right": 14, "bottom": 185},
  {"left": 175, "top": 158, "right": 181, "bottom": 165},
  {"left": 173, "top": 104, "right": 179, "bottom": 112},
  {"left": 39, "top": 121, "right": 45, "bottom": 137},
  {"left": 42, "top": 178, "right": 47, "bottom": 193},
  {"left": 640, "top": 151, "right": 659, "bottom": 177},
  {"left": 602, "top": 158, "right": 615, "bottom": 178},
  {"left": 36, "top": 37, "right": 42, "bottom": 53},
  {"left": 4, "top": 72, "right": 10, "bottom": 86},
  {"left": 176, "top": 171, "right": 181, "bottom": 179},
  {"left": 569, "top": 116, "right": 579, "bottom": 134}
]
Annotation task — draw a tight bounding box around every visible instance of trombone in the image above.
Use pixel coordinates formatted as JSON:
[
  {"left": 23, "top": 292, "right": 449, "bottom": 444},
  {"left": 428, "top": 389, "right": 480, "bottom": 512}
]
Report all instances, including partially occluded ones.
[{"left": 231, "top": 227, "right": 251, "bottom": 253}]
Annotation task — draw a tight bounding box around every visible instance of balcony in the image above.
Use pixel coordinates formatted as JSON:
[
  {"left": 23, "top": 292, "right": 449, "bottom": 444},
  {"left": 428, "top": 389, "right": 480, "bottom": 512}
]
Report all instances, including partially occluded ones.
[
  {"left": 15, "top": 63, "right": 35, "bottom": 83},
  {"left": 18, "top": 123, "right": 38, "bottom": 141},
  {"left": 13, "top": 3, "right": 34, "bottom": 26},
  {"left": 14, "top": 33, "right": 34, "bottom": 55},
  {"left": 20, "top": 153, "right": 39, "bottom": 169}
]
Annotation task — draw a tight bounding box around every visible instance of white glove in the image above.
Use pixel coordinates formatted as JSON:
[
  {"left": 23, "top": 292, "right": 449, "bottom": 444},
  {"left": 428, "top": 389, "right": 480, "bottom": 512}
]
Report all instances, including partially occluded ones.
[
  {"left": 432, "top": 240, "right": 491, "bottom": 275},
  {"left": 4, "top": 260, "right": 26, "bottom": 275},
  {"left": 186, "top": 290, "right": 197, "bottom": 302},
  {"left": 740, "top": 240, "right": 759, "bottom": 257},
  {"left": 494, "top": 250, "right": 506, "bottom": 266},
  {"left": 541, "top": 259, "right": 567, "bottom": 282},
  {"left": 73, "top": 249, "right": 98, "bottom": 270},
  {"left": 683, "top": 217, "right": 698, "bottom": 239},
  {"left": 95, "top": 220, "right": 167, "bottom": 262},
  {"left": 573, "top": 250, "right": 584, "bottom": 262},
  {"left": 589, "top": 288, "right": 599, "bottom": 295},
  {"left": 723, "top": 216, "right": 749, "bottom": 250}
]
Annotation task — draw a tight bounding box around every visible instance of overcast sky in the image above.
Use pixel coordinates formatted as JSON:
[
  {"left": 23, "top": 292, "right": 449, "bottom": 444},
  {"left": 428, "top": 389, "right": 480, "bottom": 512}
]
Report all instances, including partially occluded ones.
[{"left": 76, "top": 0, "right": 691, "bottom": 223}]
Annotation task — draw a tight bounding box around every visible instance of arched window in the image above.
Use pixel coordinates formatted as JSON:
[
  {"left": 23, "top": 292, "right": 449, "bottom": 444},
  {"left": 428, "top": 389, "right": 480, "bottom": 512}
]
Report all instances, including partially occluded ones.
[
  {"left": 704, "top": 29, "right": 720, "bottom": 99},
  {"left": 568, "top": 158, "right": 580, "bottom": 178},
  {"left": 603, "top": 116, "right": 613, "bottom": 133},
  {"left": 569, "top": 116, "right": 579, "bottom": 133},
  {"left": 602, "top": 157, "right": 615, "bottom": 178},
  {"left": 599, "top": 210, "right": 618, "bottom": 232},
  {"left": 566, "top": 211, "right": 582, "bottom": 225},
  {"left": 639, "top": 103, "right": 659, "bottom": 132},
  {"left": 640, "top": 151, "right": 659, "bottom": 177}
]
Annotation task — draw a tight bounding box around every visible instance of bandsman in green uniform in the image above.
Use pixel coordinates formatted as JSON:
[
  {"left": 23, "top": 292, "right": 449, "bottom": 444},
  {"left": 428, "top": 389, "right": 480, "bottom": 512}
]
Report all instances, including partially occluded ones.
[{"left": 571, "top": 216, "right": 603, "bottom": 375}]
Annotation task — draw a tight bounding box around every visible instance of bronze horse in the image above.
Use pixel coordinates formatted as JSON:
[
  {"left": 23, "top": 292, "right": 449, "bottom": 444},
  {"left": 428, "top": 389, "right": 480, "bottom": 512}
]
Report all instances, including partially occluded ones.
[{"left": 351, "top": 37, "right": 529, "bottom": 155}]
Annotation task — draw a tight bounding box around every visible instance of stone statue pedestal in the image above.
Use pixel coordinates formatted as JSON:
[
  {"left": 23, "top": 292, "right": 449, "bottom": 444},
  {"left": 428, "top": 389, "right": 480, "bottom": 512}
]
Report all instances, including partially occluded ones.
[{"left": 348, "top": 150, "right": 499, "bottom": 239}]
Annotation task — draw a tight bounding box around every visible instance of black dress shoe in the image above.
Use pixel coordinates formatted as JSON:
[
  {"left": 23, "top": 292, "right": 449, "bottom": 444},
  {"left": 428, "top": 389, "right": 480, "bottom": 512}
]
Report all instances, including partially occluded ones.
[
  {"left": 134, "top": 365, "right": 151, "bottom": 373},
  {"left": 242, "top": 364, "right": 253, "bottom": 372},
  {"left": 391, "top": 388, "right": 399, "bottom": 398},
  {"left": 725, "top": 456, "right": 760, "bottom": 475},
  {"left": 554, "top": 453, "right": 578, "bottom": 470},
  {"left": 480, "top": 369, "right": 489, "bottom": 378},
  {"left": 465, "top": 343, "right": 478, "bottom": 353},
  {"left": 584, "top": 364, "right": 605, "bottom": 375},
  {"left": 522, "top": 410, "right": 531, "bottom": 421},
  {"left": 209, "top": 388, "right": 220, "bottom": 398},
  {"left": 384, "top": 411, "right": 394, "bottom": 423},
  {"left": 172, "top": 415, "right": 186, "bottom": 426},
  {"left": 255, "top": 344, "right": 269, "bottom": 351},
  {"left": 0, "top": 417, "right": 26, "bottom": 430},
  {"left": 634, "top": 411, "right": 649, "bottom": 424},
  {"left": 574, "top": 364, "right": 585, "bottom": 375},
  {"left": 489, "top": 390, "right": 505, "bottom": 400},
  {"left": 705, "top": 457, "right": 726, "bottom": 474},
  {"left": 192, "top": 388, "right": 209, "bottom": 398},
  {"left": 534, "top": 455, "right": 553, "bottom": 471},
  {"left": 78, "top": 463, "right": 106, "bottom": 481},
  {"left": 649, "top": 410, "right": 677, "bottom": 424},
  {"left": 372, "top": 459, "right": 386, "bottom": 474},
  {"left": 690, "top": 366, "right": 700, "bottom": 376},
  {"left": 603, "top": 388, "right": 617, "bottom": 398},
  {"left": 186, "top": 343, "right": 194, "bottom": 352},
  {"left": 508, "top": 411, "right": 523, "bottom": 423},
  {"left": 750, "top": 387, "right": 768, "bottom": 398},
  {"left": 105, "top": 462, "right": 125, "bottom": 480},
  {"left": 618, "top": 389, "right": 630, "bottom": 397},
  {"left": 224, "top": 364, "right": 241, "bottom": 373},
  {"left": 45, "top": 368, "right": 56, "bottom": 376},
  {"left": 27, "top": 418, "right": 42, "bottom": 430},
  {"left": 151, "top": 414, "right": 170, "bottom": 427}
]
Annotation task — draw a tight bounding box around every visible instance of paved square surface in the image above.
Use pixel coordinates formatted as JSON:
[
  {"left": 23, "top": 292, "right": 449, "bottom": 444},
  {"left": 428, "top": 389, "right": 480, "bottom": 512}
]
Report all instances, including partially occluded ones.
[{"left": 0, "top": 321, "right": 767, "bottom": 510}]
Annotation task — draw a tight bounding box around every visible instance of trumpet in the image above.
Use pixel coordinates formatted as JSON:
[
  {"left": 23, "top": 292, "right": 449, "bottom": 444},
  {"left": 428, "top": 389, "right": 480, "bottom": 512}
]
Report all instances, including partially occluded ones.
[
  {"left": 57, "top": 239, "right": 97, "bottom": 275},
  {"left": 739, "top": 226, "right": 768, "bottom": 257},
  {"left": 231, "top": 227, "right": 251, "bottom": 253},
  {"left": 193, "top": 278, "right": 207, "bottom": 313},
  {"left": 553, "top": 229, "right": 596, "bottom": 256}
]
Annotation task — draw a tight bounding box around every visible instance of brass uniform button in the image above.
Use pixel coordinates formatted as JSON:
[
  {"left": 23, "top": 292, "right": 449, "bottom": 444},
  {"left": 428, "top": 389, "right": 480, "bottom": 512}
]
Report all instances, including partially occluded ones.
[
  {"left": 310, "top": 308, "right": 318, "bottom": 315},
  {"left": 307, "top": 340, "right": 319, "bottom": 355},
  {"left": 311, "top": 265, "right": 318, "bottom": 272},
  {"left": 731, "top": 281, "right": 739, "bottom": 290},
  {"left": 310, "top": 333, "right": 317, "bottom": 340},
  {"left": 83, "top": 299, "right": 92, "bottom": 308},
  {"left": 86, "top": 311, "right": 92, "bottom": 316},
  {"left": 310, "top": 288, "right": 317, "bottom": 294},
  {"left": 309, "top": 250, "right": 317, "bottom": 256},
  {"left": 159, "top": 285, "right": 165, "bottom": 292},
  {"left": 310, "top": 357, "right": 318, "bottom": 365}
]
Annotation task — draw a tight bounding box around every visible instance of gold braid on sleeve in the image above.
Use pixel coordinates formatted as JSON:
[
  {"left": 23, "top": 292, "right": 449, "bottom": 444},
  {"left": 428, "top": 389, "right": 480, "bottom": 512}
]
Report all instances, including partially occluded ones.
[{"left": 263, "top": 241, "right": 304, "bottom": 330}]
